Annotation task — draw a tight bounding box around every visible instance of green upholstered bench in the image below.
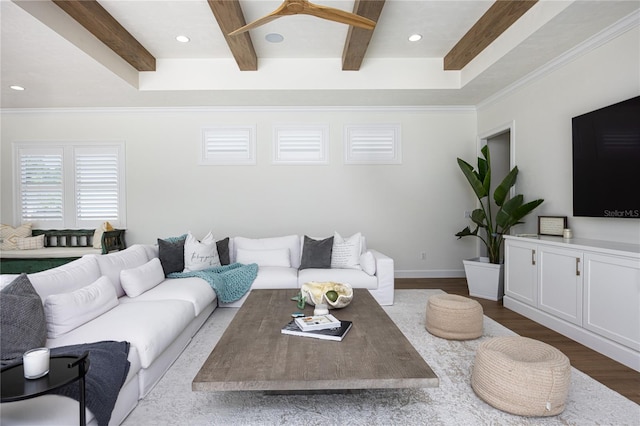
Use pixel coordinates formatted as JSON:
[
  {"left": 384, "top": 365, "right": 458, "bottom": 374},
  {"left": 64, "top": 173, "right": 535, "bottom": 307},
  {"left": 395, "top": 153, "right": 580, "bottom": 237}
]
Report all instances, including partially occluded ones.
[{"left": 0, "top": 229, "right": 126, "bottom": 274}]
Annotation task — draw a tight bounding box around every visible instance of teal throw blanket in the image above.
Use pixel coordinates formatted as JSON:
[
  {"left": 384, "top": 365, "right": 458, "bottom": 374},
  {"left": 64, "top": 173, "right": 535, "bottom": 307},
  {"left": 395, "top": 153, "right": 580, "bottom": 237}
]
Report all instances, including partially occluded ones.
[{"left": 168, "top": 263, "right": 258, "bottom": 303}]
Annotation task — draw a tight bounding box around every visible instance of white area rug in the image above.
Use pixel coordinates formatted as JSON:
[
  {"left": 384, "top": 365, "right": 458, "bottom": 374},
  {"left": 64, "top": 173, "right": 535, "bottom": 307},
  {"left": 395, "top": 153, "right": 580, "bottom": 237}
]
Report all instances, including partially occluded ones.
[{"left": 122, "top": 290, "right": 639, "bottom": 425}]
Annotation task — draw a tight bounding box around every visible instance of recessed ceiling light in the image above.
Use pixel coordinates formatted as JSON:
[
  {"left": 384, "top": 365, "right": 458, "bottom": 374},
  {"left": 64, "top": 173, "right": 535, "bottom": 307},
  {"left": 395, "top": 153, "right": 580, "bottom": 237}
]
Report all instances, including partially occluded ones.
[
  {"left": 10, "top": 85, "right": 25, "bottom": 91},
  {"left": 408, "top": 34, "right": 422, "bottom": 42},
  {"left": 176, "top": 35, "right": 190, "bottom": 43},
  {"left": 265, "top": 33, "right": 284, "bottom": 43}
]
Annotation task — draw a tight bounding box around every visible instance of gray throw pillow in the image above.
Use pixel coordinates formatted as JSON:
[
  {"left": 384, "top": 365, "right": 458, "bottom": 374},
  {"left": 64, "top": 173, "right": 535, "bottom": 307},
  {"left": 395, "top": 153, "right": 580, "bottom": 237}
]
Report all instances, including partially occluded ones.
[
  {"left": 0, "top": 273, "right": 47, "bottom": 362},
  {"left": 216, "top": 237, "right": 230, "bottom": 266},
  {"left": 158, "top": 236, "right": 186, "bottom": 275},
  {"left": 299, "top": 236, "right": 334, "bottom": 270}
]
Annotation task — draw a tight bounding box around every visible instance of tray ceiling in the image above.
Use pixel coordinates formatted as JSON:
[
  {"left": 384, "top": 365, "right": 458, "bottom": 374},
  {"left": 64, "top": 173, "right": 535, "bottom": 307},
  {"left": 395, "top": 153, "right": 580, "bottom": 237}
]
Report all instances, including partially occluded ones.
[{"left": 1, "top": 0, "right": 638, "bottom": 108}]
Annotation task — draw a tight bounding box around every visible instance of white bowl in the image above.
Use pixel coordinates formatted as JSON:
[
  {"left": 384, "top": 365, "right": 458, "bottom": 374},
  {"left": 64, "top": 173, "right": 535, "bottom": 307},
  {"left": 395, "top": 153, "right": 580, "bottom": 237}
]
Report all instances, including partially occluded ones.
[{"left": 300, "top": 281, "right": 353, "bottom": 309}]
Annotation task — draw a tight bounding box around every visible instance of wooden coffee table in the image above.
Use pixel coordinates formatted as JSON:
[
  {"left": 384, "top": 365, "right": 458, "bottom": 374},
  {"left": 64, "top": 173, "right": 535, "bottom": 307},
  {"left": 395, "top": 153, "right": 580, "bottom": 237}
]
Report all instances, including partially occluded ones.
[{"left": 192, "top": 289, "right": 438, "bottom": 392}]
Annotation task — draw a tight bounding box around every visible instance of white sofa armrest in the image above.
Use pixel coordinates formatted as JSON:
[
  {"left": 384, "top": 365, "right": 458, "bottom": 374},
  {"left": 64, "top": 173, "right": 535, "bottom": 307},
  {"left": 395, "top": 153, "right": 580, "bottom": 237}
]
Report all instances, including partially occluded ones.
[{"left": 368, "top": 249, "right": 394, "bottom": 305}]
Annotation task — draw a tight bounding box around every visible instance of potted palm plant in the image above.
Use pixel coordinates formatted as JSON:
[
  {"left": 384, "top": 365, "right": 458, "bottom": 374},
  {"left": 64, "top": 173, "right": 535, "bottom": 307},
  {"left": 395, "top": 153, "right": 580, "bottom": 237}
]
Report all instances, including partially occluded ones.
[{"left": 456, "top": 145, "right": 544, "bottom": 300}]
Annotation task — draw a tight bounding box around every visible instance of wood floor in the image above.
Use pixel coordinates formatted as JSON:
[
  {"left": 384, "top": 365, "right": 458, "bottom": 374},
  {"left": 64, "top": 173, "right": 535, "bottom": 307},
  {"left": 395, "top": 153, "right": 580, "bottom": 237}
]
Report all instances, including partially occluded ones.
[{"left": 396, "top": 278, "right": 640, "bottom": 405}]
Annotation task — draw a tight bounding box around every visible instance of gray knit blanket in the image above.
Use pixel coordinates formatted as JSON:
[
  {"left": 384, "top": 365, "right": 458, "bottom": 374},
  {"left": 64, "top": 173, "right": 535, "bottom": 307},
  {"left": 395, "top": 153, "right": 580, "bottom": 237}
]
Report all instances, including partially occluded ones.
[
  {"left": 50, "top": 341, "right": 130, "bottom": 426},
  {"left": 168, "top": 262, "right": 258, "bottom": 303}
]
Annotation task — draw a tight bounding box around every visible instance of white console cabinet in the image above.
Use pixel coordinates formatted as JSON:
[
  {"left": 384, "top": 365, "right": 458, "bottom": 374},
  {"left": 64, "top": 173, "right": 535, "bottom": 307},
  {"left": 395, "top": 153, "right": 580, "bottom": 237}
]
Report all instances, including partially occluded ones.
[{"left": 504, "top": 235, "right": 640, "bottom": 371}]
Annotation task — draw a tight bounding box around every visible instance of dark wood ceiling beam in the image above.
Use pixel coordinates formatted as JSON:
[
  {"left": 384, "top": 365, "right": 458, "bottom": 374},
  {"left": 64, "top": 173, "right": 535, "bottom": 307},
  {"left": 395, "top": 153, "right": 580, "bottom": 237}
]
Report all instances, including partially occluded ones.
[
  {"left": 52, "top": 0, "right": 155, "bottom": 71},
  {"left": 444, "top": 0, "right": 538, "bottom": 71},
  {"left": 342, "top": 0, "right": 386, "bottom": 71},
  {"left": 207, "top": 0, "right": 258, "bottom": 71}
]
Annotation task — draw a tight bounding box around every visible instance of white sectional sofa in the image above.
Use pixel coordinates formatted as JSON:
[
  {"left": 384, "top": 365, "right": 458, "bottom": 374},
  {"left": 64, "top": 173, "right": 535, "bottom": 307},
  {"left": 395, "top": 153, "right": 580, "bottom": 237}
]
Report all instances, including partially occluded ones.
[
  {"left": 1, "top": 244, "right": 217, "bottom": 426},
  {"left": 222, "top": 233, "right": 394, "bottom": 307},
  {"left": 0, "top": 233, "right": 394, "bottom": 425}
]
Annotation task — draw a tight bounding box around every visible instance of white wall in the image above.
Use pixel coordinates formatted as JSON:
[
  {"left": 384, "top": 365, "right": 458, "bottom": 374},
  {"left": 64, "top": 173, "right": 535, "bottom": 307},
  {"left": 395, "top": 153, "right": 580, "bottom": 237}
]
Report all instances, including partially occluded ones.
[
  {"left": 0, "top": 107, "right": 479, "bottom": 276},
  {"left": 477, "top": 26, "right": 640, "bottom": 244}
]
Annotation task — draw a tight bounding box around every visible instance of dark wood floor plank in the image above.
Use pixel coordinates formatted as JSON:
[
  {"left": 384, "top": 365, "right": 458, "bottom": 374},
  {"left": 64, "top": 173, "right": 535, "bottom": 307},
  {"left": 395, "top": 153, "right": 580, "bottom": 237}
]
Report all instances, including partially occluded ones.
[{"left": 397, "top": 277, "right": 640, "bottom": 405}]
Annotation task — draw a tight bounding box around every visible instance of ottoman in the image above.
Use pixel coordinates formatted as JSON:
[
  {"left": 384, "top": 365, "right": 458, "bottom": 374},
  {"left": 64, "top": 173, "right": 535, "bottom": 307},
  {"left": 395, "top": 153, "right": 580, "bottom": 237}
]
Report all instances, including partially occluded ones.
[
  {"left": 471, "top": 336, "right": 571, "bottom": 416},
  {"left": 425, "top": 293, "right": 483, "bottom": 340}
]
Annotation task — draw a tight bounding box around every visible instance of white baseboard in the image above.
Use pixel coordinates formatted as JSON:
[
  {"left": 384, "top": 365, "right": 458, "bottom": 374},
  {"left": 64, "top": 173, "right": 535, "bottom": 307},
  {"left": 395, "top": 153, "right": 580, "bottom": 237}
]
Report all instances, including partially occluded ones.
[{"left": 394, "top": 269, "right": 465, "bottom": 279}]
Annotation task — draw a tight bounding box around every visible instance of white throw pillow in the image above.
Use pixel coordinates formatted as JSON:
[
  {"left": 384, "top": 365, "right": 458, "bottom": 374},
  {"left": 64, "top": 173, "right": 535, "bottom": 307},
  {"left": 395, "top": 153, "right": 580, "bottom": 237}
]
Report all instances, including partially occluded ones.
[
  {"left": 236, "top": 248, "right": 291, "bottom": 267},
  {"left": 0, "top": 223, "right": 32, "bottom": 250},
  {"left": 44, "top": 276, "right": 119, "bottom": 338},
  {"left": 120, "top": 257, "right": 165, "bottom": 297},
  {"left": 183, "top": 231, "right": 221, "bottom": 272},
  {"left": 233, "top": 235, "right": 301, "bottom": 268},
  {"left": 95, "top": 245, "right": 150, "bottom": 297},
  {"left": 331, "top": 232, "right": 363, "bottom": 270},
  {"left": 16, "top": 234, "right": 45, "bottom": 250},
  {"left": 360, "top": 251, "right": 376, "bottom": 276},
  {"left": 92, "top": 221, "right": 114, "bottom": 249}
]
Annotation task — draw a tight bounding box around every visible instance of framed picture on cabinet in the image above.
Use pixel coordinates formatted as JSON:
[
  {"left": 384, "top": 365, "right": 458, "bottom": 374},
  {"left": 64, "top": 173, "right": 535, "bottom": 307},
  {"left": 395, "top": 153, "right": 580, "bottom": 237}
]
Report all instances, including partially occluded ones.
[{"left": 538, "top": 216, "right": 568, "bottom": 236}]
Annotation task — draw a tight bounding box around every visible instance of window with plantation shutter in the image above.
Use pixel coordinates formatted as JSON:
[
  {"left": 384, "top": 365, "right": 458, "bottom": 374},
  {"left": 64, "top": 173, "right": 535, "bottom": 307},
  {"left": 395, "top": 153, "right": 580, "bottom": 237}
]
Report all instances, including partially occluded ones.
[
  {"left": 344, "top": 124, "right": 402, "bottom": 164},
  {"left": 273, "top": 125, "right": 329, "bottom": 164},
  {"left": 18, "top": 148, "right": 64, "bottom": 224},
  {"left": 200, "top": 126, "right": 256, "bottom": 165},
  {"left": 74, "top": 147, "right": 120, "bottom": 224},
  {"left": 14, "top": 142, "right": 126, "bottom": 229}
]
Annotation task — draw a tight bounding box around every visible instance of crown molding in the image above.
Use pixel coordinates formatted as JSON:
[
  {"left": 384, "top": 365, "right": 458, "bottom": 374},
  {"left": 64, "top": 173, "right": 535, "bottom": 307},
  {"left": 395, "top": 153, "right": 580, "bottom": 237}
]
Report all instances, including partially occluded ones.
[
  {"left": 0, "top": 105, "right": 476, "bottom": 115},
  {"left": 476, "top": 10, "right": 640, "bottom": 110}
]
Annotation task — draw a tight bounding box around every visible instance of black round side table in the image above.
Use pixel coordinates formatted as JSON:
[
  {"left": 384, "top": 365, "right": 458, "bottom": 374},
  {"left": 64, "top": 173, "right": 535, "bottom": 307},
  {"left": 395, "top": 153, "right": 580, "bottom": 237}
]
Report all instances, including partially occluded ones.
[{"left": 1, "top": 352, "right": 89, "bottom": 426}]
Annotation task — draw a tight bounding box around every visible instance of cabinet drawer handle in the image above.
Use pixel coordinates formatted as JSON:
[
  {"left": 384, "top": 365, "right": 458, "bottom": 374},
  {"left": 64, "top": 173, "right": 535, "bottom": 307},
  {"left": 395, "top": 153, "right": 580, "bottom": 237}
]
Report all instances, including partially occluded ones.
[
  {"left": 576, "top": 258, "right": 580, "bottom": 276},
  {"left": 532, "top": 249, "right": 536, "bottom": 265}
]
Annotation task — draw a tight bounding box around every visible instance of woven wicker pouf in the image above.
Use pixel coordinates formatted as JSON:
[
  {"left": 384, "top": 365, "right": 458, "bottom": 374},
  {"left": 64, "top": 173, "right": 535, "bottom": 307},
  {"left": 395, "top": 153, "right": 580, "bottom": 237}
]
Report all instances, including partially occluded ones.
[
  {"left": 471, "top": 336, "right": 571, "bottom": 416},
  {"left": 425, "top": 293, "right": 483, "bottom": 340}
]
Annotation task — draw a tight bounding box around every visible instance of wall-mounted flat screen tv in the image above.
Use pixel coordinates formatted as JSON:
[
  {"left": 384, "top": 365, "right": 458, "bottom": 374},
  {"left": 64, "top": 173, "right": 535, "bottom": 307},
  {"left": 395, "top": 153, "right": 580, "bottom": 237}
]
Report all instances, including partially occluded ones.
[{"left": 572, "top": 96, "right": 640, "bottom": 219}]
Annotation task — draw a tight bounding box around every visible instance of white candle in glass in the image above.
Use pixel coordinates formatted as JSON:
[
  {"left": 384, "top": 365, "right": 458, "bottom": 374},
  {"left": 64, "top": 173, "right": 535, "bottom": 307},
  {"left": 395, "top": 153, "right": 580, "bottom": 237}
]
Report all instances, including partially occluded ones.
[{"left": 23, "top": 347, "right": 50, "bottom": 379}]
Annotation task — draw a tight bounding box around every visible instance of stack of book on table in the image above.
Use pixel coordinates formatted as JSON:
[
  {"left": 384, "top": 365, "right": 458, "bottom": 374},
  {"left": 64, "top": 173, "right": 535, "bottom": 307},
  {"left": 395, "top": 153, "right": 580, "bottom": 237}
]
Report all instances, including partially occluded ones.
[{"left": 281, "top": 314, "right": 352, "bottom": 341}]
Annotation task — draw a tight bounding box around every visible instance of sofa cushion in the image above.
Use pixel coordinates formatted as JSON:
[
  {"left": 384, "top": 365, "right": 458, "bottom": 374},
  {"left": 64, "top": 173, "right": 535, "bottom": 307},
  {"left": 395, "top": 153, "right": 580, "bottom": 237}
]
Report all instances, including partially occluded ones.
[
  {"left": 28, "top": 256, "right": 102, "bottom": 301},
  {"left": 0, "top": 274, "right": 46, "bottom": 361},
  {"left": 183, "top": 232, "right": 221, "bottom": 272},
  {"left": 95, "top": 245, "right": 150, "bottom": 297},
  {"left": 0, "top": 223, "right": 32, "bottom": 250},
  {"left": 46, "top": 300, "right": 194, "bottom": 369},
  {"left": 236, "top": 248, "right": 291, "bottom": 267},
  {"left": 157, "top": 235, "right": 186, "bottom": 275},
  {"left": 331, "top": 232, "right": 363, "bottom": 270},
  {"left": 250, "top": 266, "right": 299, "bottom": 289},
  {"left": 233, "top": 235, "right": 301, "bottom": 268},
  {"left": 298, "top": 268, "right": 378, "bottom": 290},
  {"left": 44, "top": 276, "right": 119, "bottom": 338},
  {"left": 300, "top": 235, "right": 333, "bottom": 270},
  {"left": 0, "top": 274, "right": 19, "bottom": 290},
  {"left": 141, "top": 243, "right": 159, "bottom": 260},
  {"left": 119, "top": 277, "right": 216, "bottom": 316},
  {"left": 120, "top": 258, "right": 165, "bottom": 298}
]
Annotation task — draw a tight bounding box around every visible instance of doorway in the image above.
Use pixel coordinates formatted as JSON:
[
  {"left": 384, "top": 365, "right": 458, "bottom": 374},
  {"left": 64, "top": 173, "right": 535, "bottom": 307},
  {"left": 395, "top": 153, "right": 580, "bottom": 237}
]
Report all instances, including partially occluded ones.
[{"left": 478, "top": 122, "right": 515, "bottom": 257}]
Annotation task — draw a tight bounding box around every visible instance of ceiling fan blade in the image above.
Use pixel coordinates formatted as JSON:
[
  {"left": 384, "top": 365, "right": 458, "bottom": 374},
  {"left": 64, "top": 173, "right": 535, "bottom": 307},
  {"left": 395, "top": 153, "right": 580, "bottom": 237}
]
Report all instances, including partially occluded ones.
[
  {"left": 305, "top": 3, "right": 376, "bottom": 30},
  {"left": 228, "top": 14, "right": 281, "bottom": 36},
  {"left": 228, "top": 0, "right": 377, "bottom": 36},
  {"left": 229, "top": 0, "right": 295, "bottom": 36}
]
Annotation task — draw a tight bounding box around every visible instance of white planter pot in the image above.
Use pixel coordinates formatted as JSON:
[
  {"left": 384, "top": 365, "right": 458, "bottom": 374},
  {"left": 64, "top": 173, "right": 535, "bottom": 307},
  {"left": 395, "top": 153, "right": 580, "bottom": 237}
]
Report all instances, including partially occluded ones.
[{"left": 462, "top": 257, "right": 504, "bottom": 301}]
